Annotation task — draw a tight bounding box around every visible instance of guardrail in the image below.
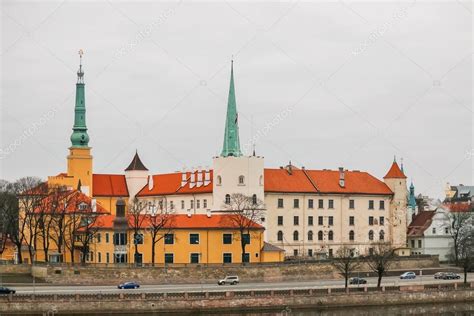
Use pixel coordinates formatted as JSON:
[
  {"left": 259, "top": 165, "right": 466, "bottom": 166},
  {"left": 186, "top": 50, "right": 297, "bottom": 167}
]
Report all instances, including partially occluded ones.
[{"left": 0, "top": 282, "right": 472, "bottom": 303}]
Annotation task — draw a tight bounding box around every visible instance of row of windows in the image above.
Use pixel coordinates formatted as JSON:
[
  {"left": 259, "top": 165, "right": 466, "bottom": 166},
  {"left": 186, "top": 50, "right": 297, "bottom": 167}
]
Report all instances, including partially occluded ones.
[
  {"left": 278, "top": 216, "right": 384, "bottom": 227},
  {"left": 225, "top": 194, "right": 258, "bottom": 205},
  {"left": 99, "top": 233, "right": 245, "bottom": 246},
  {"left": 144, "top": 199, "right": 209, "bottom": 212},
  {"left": 277, "top": 229, "right": 385, "bottom": 242},
  {"left": 277, "top": 198, "right": 385, "bottom": 210},
  {"left": 216, "top": 175, "right": 264, "bottom": 186},
  {"left": 86, "top": 252, "right": 252, "bottom": 264}
]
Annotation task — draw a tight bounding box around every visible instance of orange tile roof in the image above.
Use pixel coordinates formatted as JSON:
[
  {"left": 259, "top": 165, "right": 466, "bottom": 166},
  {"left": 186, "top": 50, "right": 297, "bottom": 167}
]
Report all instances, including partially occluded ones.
[
  {"left": 34, "top": 190, "right": 109, "bottom": 214},
  {"left": 384, "top": 162, "right": 406, "bottom": 179},
  {"left": 95, "top": 214, "right": 263, "bottom": 230},
  {"left": 137, "top": 170, "right": 213, "bottom": 197},
  {"left": 93, "top": 174, "right": 129, "bottom": 197},
  {"left": 443, "top": 202, "right": 473, "bottom": 213},
  {"left": 264, "top": 169, "right": 317, "bottom": 193}
]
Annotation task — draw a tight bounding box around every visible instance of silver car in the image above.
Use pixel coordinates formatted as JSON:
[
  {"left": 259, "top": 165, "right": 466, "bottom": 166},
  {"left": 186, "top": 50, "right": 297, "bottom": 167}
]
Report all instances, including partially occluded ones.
[{"left": 218, "top": 275, "right": 240, "bottom": 285}]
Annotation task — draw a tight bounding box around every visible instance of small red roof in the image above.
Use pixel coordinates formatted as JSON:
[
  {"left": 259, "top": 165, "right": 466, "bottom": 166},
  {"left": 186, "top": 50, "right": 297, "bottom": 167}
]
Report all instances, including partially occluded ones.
[
  {"left": 443, "top": 202, "right": 472, "bottom": 213},
  {"left": 137, "top": 170, "right": 213, "bottom": 197},
  {"left": 33, "top": 190, "right": 109, "bottom": 214},
  {"left": 384, "top": 162, "right": 406, "bottom": 179},
  {"left": 93, "top": 174, "right": 129, "bottom": 197},
  {"left": 407, "top": 211, "right": 435, "bottom": 236},
  {"left": 96, "top": 214, "right": 263, "bottom": 230}
]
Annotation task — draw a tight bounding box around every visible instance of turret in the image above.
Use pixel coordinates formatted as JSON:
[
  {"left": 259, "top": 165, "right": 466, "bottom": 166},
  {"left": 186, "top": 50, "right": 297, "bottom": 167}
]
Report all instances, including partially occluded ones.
[
  {"left": 383, "top": 157, "right": 408, "bottom": 247},
  {"left": 124, "top": 151, "right": 149, "bottom": 201}
]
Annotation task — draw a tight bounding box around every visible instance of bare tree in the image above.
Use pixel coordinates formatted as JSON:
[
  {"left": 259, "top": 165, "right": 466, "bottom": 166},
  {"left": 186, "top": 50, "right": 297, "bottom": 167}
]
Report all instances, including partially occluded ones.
[
  {"left": 446, "top": 210, "right": 472, "bottom": 264},
  {"left": 146, "top": 199, "right": 173, "bottom": 266},
  {"left": 49, "top": 188, "right": 76, "bottom": 263},
  {"left": 365, "top": 243, "right": 396, "bottom": 288},
  {"left": 455, "top": 215, "right": 474, "bottom": 284},
  {"left": 128, "top": 197, "right": 148, "bottom": 266},
  {"left": 331, "top": 246, "right": 361, "bottom": 288},
  {"left": 223, "top": 193, "right": 265, "bottom": 264}
]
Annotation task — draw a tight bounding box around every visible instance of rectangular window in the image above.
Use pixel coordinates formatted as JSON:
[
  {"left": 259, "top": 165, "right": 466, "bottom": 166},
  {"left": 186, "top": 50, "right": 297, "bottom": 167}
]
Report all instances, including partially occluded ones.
[
  {"left": 190, "top": 233, "right": 200, "bottom": 244},
  {"left": 349, "top": 216, "right": 354, "bottom": 226},
  {"left": 223, "top": 253, "right": 232, "bottom": 263},
  {"left": 349, "top": 199, "right": 355, "bottom": 209},
  {"left": 164, "top": 253, "right": 174, "bottom": 264},
  {"left": 318, "top": 199, "right": 324, "bottom": 209},
  {"left": 223, "top": 233, "right": 232, "bottom": 244},
  {"left": 293, "top": 249, "right": 298, "bottom": 256},
  {"left": 114, "top": 253, "right": 127, "bottom": 263},
  {"left": 379, "top": 216, "right": 385, "bottom": 226},
  {"left": 328, "top": 249, "right": 333, "bottom": 258},
  {"left": 96, "top": 233, "right": 101, "bottom": 243},
  {"left": 277, "top": 216, "right": 283, "bottom": 226},
  {"left": 190, "top": 253, "right": 199, "bottom": 264},
  {"left": 318, "top": 216, "right": 323, "bottom": 225},
  {"left": 328, "top": 199, "right": 334, "bottom": 209},
  {"left": 294, "top": 216, "right": 299, "bottom": 226},
  {"left": 203, "top": 199, "right": 207, "bottom": 208},
  {"left": 432, "top": 227, "right": 436, "bottom": 234},
  {"left": 134, "top": 233, "right": 144, "bottom": 245},
  {"left": 98, "top": 252, "right": 102, "bottom": 263},
  {"left": 106, "top": 252, "right": 110, "bottom": 263},
  {"left": 190, "top": 200, "right": 194, "bottom": 209},
  {"left": 242, "top": 253, "right": 250, "bottom": 263},
  {"left": 328, "top": 216, "right": 334, "bottom": 226},
  {"left": 294, "top": 199, "right": 299, "bottom": 208},
  {"left": 242, "top": 233, "right": 250, "bottom": 245},
  {"left": 418, "top": 240, "right": 422, "bottom": 248},
  {"left": 308, "top": 199, "right": 314, "bottom": 209},
  {"left": 277, "top": 198, "right": 284, "bottom": 208},
  {"left": 369, "top": 216, "right": 374, "bottom": 226},
  {"left": 308, "top": 216, "right": 313, "bottom": 226},
  {"left": 308, "top": 249, "right": 313, "bottom": 257},
  {"left": 113, "top": 233, "right": 127, "bottom": 245},
  {"left": 181, "top": 200, "right": 185, "bottom": 209},
  {"left": 411, "top": 240, "right": 415, "bottom": 248},
  {"left": 445, "top": 227, "right": 449, "bottom": 234},
  {"left": 379, "top": 200, "right": 385, "bottom": 210},
  {"left": 105, "top": 233, "right": 109, "bottom": 243},
  {"left": 196, "top": 200, "right": 200, "bottom": 209},
  {"left": 164, "top": 233, "right": 174, "bottom": 245},
  {"left": 369, "top": 200, "right": 374, "bottom": 210},
  {"left": 170, "top": 201, "right": 174, "bottom": 210}
]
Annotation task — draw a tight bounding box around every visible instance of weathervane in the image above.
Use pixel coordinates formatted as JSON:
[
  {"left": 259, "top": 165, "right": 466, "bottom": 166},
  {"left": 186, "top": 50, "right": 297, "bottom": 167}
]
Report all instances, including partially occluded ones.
[{"left": 77, "top": 49, "right": 84, "bottom": 83}]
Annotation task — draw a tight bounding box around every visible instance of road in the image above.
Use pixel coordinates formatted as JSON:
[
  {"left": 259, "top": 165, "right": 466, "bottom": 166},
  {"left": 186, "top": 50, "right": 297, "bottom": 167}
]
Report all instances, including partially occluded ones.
[{"left": 8, "top": 273, "right": 474, "bottom": 295}]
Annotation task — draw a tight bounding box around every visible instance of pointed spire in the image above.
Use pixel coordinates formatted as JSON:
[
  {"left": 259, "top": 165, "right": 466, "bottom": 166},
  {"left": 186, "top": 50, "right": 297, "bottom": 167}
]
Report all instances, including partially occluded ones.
[
  {"left": 400, "top": 157, "right": 404, "bottom": 173},
  {"left": 221, "top": 60, "right": 242, "bottom": 157},
  {"left": 70, "top": 49, "right": 90, "bottom": 148},
  {"left": 408, "top": 180, "right": 416, "bottom": 210},
  {"left": 384, "top": 159, "right": 406, "bottom": 179},
  {"left": 125, "top": 150, "right": 149, "bottom": 171}
]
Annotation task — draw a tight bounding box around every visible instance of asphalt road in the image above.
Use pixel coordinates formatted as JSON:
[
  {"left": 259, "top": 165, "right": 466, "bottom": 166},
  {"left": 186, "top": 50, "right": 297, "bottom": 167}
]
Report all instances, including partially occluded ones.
[{"left": 7, "top": 273, "right": 474, "bottom": 295}]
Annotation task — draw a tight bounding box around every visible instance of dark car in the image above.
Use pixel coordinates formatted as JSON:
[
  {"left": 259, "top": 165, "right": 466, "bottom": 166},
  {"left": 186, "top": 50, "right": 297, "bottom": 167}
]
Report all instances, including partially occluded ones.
[
  {"left": 118, "top": 281, "right": 140, "bottom": 289},
  {"left": 434, "top": 272, "right": 445, "bottom": 279},
  {"left": 349, "top": 277, "right": 367, "bottom": 285},
  {"left": 400, "top": 272, "right": 416, "bottom": 279},
  {"left": 0, "top": 287, "right": 15, "bottom": 295},
  {"left": 442, "top": 272, "right": 461, "bottom": 280}
]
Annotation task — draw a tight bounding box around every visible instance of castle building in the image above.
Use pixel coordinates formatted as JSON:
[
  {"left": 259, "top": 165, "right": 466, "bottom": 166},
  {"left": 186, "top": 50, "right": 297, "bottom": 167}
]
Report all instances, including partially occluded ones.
[{"left": 20, "top": 53, "right": 410, "bottom": 263}]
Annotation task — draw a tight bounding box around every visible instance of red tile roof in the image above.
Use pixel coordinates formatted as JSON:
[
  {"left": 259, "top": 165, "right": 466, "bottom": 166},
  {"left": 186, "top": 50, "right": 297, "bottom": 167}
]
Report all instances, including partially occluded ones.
[
  {"left": 137, "top": 170, "right": 213, "bottom": 197},
  {"left": 384, "top": 162, "right": 406, "bottom": 179},
  {"left": 443, "top": 202, "right": 473, "bottom": 213},
  {"left": 264, "top": 169, "right": 316, "bottom": 193},
  {"left": 95, "top": 214, "right": 263, "bottom": 230},
  {"left": 407, "top": 211, "right": 435, "bottom": 236},
  {"left": 34, "top": 190, "right": 109, "bottom": 214},
  {"left": 93, "top": 174, "right": 129, "bottom": 197}
]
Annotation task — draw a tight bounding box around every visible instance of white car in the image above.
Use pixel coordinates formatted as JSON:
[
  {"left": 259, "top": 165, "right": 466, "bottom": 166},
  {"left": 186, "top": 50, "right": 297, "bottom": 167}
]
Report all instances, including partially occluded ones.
[{"left": 218, "top": 276, "right": 240, "bottom": 285}]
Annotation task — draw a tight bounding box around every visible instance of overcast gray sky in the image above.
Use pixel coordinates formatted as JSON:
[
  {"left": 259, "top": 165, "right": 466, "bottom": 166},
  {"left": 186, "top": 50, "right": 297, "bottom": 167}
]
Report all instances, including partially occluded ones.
[{"left": 1, "top": 1, "right": 472, "bottom": 199}]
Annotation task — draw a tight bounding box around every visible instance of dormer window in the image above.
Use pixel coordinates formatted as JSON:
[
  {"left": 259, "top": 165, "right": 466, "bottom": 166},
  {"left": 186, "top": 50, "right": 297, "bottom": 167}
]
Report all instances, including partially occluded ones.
[
  {"left": 238, "top": 175, "right": 245, "bottom": 185},
  {"left": 78, "top": 202, "right": 88, "bottom": 211}
]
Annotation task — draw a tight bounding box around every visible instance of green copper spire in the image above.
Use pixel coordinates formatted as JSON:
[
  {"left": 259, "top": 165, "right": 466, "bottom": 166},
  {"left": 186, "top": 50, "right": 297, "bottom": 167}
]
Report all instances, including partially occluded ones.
[
  {"left": 221, "top": 60, "right": 242, "bottom": 157},
  {"left": 408, "top": 181, "right": 416, "bottom": 210},
  {"left": 70, "top": 50, "right": 90, "bottom": 148}
]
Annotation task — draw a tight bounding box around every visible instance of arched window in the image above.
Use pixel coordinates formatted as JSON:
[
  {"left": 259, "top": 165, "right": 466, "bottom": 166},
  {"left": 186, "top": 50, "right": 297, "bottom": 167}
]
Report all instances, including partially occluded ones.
[
  {"left": 318, "top": 231, "right": 323, "bottom": 241},
  {"left": 369, "top": 230, "right": 374, "bottom": 241},
  {"left": 379, "top": 230, "right": 385, "bottom": 241},
  {"left": 225, "top": 194, "right": 231, "bottom": 204},
  {"left": 349, "top": 230, "right": 355, "bottom": 241},
  {"left": 328, "top": 230, "right": 334, "bottom": 241},
  {"left": 293, "top": 230, "right": 299, "bottom": 241},
  {"left": 238, "top": 175, "right": 245, "bottom": 185},
  {"left": 277, "top": 231, "right": 283, "bottom": 241},
  {"left": 217, "top": 176, "right": 222, "bottom": 185},
  {"left": 308, "top": 230, "right": 313, "bottom": 241},
  {"left": 252, "top": 194, "right": 257, "bottom": 205}
]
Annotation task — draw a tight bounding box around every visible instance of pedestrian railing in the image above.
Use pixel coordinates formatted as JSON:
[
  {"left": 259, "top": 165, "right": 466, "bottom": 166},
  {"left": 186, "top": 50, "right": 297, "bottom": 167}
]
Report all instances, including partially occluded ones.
[{"left": 0, "top": 282, "right": 472, "bottom": 303}]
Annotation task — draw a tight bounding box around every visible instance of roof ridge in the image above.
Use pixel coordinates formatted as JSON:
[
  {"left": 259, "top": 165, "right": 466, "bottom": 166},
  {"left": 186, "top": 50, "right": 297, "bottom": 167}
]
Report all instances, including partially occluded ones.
[{"left": 302, "top": 168, "right": 319, "bottom": 192}]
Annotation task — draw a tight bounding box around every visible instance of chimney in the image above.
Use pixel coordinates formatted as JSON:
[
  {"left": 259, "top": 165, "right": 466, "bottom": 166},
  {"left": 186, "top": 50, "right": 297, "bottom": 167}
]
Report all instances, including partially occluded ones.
[
  {"left": 338, "top": 167, "right": 345, "bottom": 188},
  {"left": 197, "top": 166, "right": 203, "bottom": 187},
  {"left": 206, "top": 209, "right": 211, "bottom": 218},
  {"left": 204, "top": 167, "right": 211, "bottom": 186},
  {"left": 92, "top": 199, "right": 97, "bottom": 213},
  {"left": 181, "top": 169, "right": 187, "bottom": 187},
  {"left": 190, "top": 170, "right": 196, "bottom": 189},
  {"left": 148, "top": 175, "right": 154, "bottom": 191}
]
